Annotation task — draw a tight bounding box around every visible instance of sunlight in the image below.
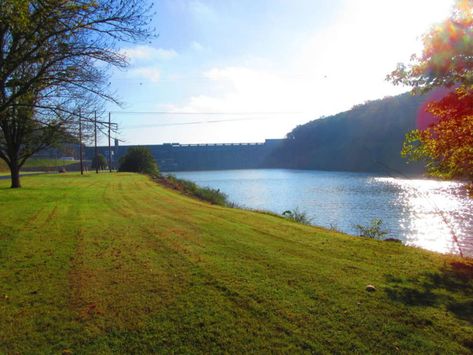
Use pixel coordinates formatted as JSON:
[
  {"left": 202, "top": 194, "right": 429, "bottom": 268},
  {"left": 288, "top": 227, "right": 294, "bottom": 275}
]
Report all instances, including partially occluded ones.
[
  {"left": 374, "top": 177, "right": 470, "bottom": 254},
  {"left": 2, "top": 0, "right": 472, "bottom": 352},
  {"left": 155, "top": 0, "right": 454, "bottom": 145}
]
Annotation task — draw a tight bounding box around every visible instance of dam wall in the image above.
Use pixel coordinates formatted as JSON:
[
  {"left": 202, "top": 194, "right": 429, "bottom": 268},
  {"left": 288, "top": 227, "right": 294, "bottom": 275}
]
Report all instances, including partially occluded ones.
[{"left": 87, "top": 139, "right": 285, "bottom": 172}]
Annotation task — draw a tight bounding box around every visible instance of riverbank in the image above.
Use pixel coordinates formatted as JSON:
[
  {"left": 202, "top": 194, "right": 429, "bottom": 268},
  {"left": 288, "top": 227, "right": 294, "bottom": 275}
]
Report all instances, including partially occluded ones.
[
  {"left": 0, "top": 173, "right": 471, "bottom": 353},
  {"left": 170, "top": 169, "right": 473, "bottom": 257}
]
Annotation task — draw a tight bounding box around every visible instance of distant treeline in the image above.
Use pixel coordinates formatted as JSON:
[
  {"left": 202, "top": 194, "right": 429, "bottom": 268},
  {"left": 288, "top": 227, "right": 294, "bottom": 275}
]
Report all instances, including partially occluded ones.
[{"left": 269, "top": 93, "right": 426, "bottom": 175}]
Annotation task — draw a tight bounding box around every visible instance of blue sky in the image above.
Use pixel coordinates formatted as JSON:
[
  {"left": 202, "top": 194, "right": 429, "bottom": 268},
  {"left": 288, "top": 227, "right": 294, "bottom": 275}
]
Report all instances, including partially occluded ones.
[{"left": 106, "top": 0, "right": 453, "bottom": 145}]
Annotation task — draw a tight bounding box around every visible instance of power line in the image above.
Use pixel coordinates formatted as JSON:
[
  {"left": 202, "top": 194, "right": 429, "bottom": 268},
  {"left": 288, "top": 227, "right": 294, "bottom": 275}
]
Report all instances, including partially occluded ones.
[
  {"left": 121, "top": 116, "right": 277, "bottom": 129},
  {"left": 109, "top": 111, "right": 305, "bottom": 115}
]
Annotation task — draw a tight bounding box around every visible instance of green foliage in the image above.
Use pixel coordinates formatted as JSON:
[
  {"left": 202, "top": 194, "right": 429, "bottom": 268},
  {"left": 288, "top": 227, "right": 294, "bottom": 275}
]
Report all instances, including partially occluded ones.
[
  {"left": 282, "top": 208, "right": 312, "bottom": 225},
  {"left": 118, "top": 147, "right": 159, "bottom": 175},
  {"left": 388, "top": 1, "right": 473, "bottom": 184},
  {"left": 0, "top": 0, "right": 153, "bottom": 188},
  {"left": 355, "top": 218, "right": 389, "bottom": 239},
  {"left": 387, "top": 0, "right": 473, "bottom": 93},
  {"left": 91, "top": 153, "right": 108, "bottom": 171},
  {"left": 159, "top": 174, "right": 229, "bottom": 206},
  {"left": 401, "top": 130, "right": 426, "bottom": 162},
  {"left": 272, "top": 93, "right": 426, "bottom": 174},
  {"left": 401, "top": 130, "right": 451, "bottom": 179}
]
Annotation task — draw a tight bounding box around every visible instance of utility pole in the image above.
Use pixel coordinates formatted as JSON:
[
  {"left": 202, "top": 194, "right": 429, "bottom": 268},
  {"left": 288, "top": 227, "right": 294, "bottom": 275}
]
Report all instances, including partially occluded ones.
[
  {"left": 108, "top": 112, "right": 112, "bottom": 173},
  {"left": 94, "top": 111, "right": 98, "bottom": 174},
  {"left": 79, "top": 110, "right": 84, "bottom": 175}
]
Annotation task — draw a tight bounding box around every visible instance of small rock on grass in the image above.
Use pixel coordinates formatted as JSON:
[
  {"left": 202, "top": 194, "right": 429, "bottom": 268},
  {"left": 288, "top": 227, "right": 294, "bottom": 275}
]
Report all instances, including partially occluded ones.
[{"left": 366, "top": 285, "right": 376, "bottom": 292}]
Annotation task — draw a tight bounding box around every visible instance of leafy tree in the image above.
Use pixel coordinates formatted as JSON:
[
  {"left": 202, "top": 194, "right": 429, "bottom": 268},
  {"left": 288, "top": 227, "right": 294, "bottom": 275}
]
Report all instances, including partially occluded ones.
[
  {"left": 91, "top": 153, "right": 108, "bottom": 171},
  {"left": 118, "top": 147, "right": 159, "bottom": 175},
  {"left": 0, "top": 0, "right": 152, "bottom": 187},
  {"left": 388, "top": 0, "right": 473, "bottom": 183},
  {"left": 402, "top": 88, "right": 473, "bottom": 180}
]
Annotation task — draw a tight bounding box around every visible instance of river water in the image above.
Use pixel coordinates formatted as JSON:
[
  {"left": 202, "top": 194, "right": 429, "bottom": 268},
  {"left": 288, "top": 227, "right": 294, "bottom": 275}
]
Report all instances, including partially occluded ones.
[{"left": 170, "top": 169, "right": 473, "bottom": 257}]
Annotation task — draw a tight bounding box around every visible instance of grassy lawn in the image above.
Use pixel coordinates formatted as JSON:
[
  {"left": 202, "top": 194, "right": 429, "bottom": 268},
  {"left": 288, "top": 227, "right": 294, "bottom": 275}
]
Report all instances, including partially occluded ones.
[
  {"left": 22, "top": 158, "right": 80, "bottom": 169},
  {"left": 0, "top": 173, "right": 471, "bottom": 353},
  {"left": 0, "top": 158, "right": 79, "bottom": 174},
  {"left": 0, "top": 172, "right": 44, "bottom": 177}
]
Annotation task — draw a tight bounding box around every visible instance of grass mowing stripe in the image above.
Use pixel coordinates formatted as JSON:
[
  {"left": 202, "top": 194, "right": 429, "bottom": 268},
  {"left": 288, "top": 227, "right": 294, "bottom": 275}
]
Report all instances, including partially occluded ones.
[{"left": 0, "top": 173, "right": 471, "bottom": 353}]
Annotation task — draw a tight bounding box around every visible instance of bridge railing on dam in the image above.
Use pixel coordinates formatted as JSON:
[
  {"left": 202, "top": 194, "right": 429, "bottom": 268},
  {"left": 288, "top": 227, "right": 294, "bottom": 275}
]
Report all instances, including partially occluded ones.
[{"left": 163, "top": 142, "right": 265, "bottom": 148}]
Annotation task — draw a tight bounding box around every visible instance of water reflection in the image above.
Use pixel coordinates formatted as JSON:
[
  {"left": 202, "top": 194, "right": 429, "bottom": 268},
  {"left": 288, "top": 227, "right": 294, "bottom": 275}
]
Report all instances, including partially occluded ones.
[
  {"left": 374, "top": 177, "right": 472, "bottom": 255},
  {"left": 170, "top": 169, "right": 473, "bottom": 257}
]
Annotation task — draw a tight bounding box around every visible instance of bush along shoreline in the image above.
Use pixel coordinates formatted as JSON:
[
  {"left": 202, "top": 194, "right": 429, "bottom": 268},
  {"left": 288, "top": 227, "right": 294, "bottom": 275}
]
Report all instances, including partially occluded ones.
[
  {"left": 153, "top": 174, "right": 406, "bottom": 243},
  {"left": 153, "top": 174, "right": 230, "bottom": 206}
]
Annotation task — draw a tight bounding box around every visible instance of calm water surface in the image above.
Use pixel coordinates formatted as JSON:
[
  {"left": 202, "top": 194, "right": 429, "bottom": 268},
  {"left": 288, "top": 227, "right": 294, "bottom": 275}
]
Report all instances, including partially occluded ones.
[{"left": 170, "top": 169, "right": 473, "bottom": 257}]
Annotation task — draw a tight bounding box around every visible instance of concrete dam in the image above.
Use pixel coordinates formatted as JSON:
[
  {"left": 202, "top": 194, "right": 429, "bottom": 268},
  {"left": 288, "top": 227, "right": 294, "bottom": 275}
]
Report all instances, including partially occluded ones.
[{"left": 87, "top": 139, "right": 285, "bottom": 172}]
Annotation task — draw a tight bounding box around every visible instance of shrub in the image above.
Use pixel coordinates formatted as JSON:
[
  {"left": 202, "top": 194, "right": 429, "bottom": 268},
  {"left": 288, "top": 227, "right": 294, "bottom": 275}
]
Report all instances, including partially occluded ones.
[
  {"left": 91, "top": 153, "right": 108, "bottom": 171},
  {"left": 226, "top": 201, "right": 241, "bottom": 209},
  {"left": 158, "top": 175, "right": 229, "bottom": 206},
  {"left": 354, "top": 218, "right": 389, "bottom": 239},
  {"left": 118, "top": 147, "right": 159, "bottom": 175},
  {"left": 329, "top": 223, "right": 341, "bottom": 232},
  {"left": 282, "top": 208, "right": 312, "bottom": 225}
]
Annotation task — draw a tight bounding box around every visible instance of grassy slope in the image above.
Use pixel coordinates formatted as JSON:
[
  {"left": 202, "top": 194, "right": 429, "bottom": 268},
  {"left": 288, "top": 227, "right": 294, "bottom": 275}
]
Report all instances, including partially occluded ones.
[
  {"left": 0, "top": 173, "right": 471, "bottom": 354},
  {"left": 0, "top": 158, "right": 79, "bottom": 174}
]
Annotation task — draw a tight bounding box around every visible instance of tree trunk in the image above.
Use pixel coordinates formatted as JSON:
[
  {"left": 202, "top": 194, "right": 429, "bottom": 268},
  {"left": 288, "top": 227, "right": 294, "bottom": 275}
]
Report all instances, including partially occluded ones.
[{"left": 10, "top": 163, "right": 21, "bottom": 188}]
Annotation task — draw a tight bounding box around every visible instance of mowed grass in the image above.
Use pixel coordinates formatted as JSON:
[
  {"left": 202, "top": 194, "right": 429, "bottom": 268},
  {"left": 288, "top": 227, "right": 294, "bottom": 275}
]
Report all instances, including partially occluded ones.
[
  {"left": 22, "top": 158, "right": 80, "bottom": 168},
  {"left": 0, "top": 173, "right": 471, "bottom": 353},
  {"left": 0, "top": 172, "right": 44, "bottom": 177},
  {"left": 0, "top": 158, "right": 79, "bottom": 174}
]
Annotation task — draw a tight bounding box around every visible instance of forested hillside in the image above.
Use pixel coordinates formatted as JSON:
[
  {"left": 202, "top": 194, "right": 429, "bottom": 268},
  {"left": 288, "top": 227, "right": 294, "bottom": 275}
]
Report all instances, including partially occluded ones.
[{"left": 270, "top": 93, "right": 427, "bottom": 175}]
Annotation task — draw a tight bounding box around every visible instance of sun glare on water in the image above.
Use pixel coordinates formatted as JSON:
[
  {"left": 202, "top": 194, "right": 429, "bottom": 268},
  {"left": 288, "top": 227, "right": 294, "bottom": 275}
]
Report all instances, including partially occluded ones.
[{"left": 374, "top": 177, "right": 473, "bottom": 256}]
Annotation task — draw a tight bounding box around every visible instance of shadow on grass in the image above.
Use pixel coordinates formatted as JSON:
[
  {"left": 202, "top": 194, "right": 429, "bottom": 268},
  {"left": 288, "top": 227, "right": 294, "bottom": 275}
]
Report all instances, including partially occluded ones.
[{"left": 384, "top": 261, "right": 473, "bottom": 324}]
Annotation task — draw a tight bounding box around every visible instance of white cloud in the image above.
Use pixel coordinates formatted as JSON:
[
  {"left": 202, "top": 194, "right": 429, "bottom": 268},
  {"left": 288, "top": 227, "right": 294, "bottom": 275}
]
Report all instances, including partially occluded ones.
[
  {"left": 164, "top": 0, "right": 452, "bottom": 120},
  {"left": 188, "top": 0, "right": 216, "bottom": 21},
  {"left": 118, "top": 46, "right": 178, "bottom": 84},
  {"left": 191, "top": 41, "right": 204, "bottom": 51},
  {"left": 155, "top": 48, "right": 179, "bottom": 60},
  {"left": 165, "top": 66, "right": 287, "bottom": 112},
  {"left": 121, "top": 45, "right": 178, "bottom": 62},
  {"left": 129, "top": 66, "right": 161, "bottom": 83},
  {"left": 125, "top": 0, "right": 453, "bottom": 143}
]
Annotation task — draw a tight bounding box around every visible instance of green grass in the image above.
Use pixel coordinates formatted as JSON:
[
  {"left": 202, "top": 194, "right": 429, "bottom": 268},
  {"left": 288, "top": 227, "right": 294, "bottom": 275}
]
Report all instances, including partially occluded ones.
[
  {"left": 0, "top": 172, "right": 44, "bottom": 177},
  {"left": 0, "top": 173, "right": 471, "bottom": 353},
  {"left": 23, "top": 158, "right": 80, "bottom": 169},
  {"left": 0, "top": 158, "right": 79, "bottom": 173}
]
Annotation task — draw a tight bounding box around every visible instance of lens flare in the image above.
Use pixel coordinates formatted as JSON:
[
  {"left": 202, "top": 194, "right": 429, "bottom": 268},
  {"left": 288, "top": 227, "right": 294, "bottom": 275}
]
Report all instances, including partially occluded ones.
[{"left": 417, "top": 88, "right": 450, "bottom": 131}]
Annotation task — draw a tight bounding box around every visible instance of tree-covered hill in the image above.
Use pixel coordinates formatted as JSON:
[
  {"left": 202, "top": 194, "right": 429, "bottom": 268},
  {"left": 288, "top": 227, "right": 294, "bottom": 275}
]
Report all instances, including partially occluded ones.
[{"left": 270, "top": 93, "right": 427, "bottom": 175}]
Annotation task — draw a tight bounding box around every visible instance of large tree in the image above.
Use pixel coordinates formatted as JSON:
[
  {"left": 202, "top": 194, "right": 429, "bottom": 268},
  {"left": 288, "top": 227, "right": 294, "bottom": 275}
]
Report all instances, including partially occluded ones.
[
  {"left": 388, "top": 0, "right": 473, "bottom": 184},
  {"left": 0, "top": 0, "right": 152, "bottom": 187}
]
